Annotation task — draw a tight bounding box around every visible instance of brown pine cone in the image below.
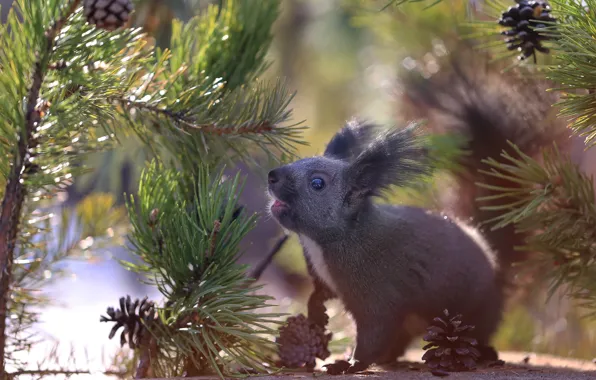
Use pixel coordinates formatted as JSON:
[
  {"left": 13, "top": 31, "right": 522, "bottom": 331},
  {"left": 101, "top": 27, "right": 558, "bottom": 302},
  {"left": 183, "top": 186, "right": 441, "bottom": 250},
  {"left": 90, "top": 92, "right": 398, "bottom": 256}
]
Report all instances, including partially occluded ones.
[
  {"left": 276, "top": 314, "right": 332, "bottom": 370},
  {"left": 100, "top": 295, "right": 157, "bottom": 349},
  {"left": 84, "top": 0, "right": 134, "bottom": 31},
  {"left": 422, "top": 309, "right": 481, "bottom": 372}
]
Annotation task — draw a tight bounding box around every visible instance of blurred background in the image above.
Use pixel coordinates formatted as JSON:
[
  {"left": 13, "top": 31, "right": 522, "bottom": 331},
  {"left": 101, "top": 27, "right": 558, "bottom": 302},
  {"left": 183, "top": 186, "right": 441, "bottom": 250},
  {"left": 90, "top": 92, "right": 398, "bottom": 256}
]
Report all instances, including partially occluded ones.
[{"left": 2, "top": 0, "right": 595, "bottom": 375}]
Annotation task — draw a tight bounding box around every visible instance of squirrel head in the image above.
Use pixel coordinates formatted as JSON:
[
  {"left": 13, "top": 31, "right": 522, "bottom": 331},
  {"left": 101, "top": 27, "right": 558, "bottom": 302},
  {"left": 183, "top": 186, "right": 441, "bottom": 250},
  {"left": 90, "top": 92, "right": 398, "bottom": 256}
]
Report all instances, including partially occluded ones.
[{"left": 267, "top": 119, "right": 429, "bottom": 241}]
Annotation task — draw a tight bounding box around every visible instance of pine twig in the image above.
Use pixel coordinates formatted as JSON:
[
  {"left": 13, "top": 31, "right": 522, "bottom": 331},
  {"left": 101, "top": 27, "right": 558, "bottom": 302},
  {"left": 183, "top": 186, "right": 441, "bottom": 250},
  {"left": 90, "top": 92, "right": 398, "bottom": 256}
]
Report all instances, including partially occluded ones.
[
  {"left": 248, "top": 233, "right": 289, "bottom": 282},
  {"left": 112, "top": 97, "right": 275, "bottom": 136},
  {"left": 0, "top": 0, "right": 81, "bottom": 371},
  {"left": 207, "top": 220, "right": 221, "bottom": 259},
  {"left": 193, "top": 121, "right": 274, "bottom": 136}
]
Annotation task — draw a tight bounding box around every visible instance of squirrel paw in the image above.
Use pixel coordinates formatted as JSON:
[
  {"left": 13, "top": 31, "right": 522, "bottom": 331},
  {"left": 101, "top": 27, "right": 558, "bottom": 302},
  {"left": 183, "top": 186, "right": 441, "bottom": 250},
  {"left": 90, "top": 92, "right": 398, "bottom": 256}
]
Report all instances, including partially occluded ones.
[
  {"left": 478, "top": 345, "right": 499, "bottom": 362},
  {"left": 345, "top": 361, "right": 369, "bottom": 374},
  {"left": 323, "top": 360, "right": 351, "bottom": 375},
  {"left": 307, "top": 313, "right": 329, "bottom": 328},
  {"left": 323, "top": 360, "right": 368, "bottom": 375}
]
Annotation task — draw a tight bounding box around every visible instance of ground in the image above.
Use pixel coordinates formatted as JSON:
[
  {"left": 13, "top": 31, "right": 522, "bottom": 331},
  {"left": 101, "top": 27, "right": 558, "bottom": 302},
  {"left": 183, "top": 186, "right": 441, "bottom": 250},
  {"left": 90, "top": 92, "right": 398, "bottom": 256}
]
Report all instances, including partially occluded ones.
[{"left": 147, "top": 350, "right": 596, "bottom": 380}]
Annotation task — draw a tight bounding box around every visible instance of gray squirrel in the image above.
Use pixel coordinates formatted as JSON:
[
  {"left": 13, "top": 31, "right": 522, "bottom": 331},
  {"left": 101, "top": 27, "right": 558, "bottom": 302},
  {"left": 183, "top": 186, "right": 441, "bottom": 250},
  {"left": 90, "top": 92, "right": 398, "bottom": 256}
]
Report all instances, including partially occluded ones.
[{"left": 266, "top": 50, "right": 569, "bottom": 375}]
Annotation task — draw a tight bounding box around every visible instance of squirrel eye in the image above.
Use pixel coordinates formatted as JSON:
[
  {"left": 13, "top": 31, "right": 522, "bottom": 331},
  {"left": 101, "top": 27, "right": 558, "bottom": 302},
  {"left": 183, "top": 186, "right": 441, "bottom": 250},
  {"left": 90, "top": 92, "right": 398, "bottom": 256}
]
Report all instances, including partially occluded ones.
[{"left": 310, "top": 177, "right": 325, "bottom": 190}]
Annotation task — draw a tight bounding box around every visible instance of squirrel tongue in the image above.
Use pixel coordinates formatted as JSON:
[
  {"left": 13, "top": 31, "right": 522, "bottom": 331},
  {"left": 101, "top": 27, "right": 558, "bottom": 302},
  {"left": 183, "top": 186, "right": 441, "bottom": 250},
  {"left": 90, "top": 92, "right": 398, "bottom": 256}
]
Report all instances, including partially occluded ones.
[{"left": 273, "top": 200, "right": 285, "bottom": 207}]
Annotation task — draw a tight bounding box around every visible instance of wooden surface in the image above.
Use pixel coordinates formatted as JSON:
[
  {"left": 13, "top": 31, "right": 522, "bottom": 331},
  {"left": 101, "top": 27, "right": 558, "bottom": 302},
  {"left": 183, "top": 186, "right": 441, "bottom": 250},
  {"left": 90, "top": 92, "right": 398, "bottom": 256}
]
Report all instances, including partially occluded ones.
[{"left": 144, "top": 350, "right": 596, "bottom": 379}]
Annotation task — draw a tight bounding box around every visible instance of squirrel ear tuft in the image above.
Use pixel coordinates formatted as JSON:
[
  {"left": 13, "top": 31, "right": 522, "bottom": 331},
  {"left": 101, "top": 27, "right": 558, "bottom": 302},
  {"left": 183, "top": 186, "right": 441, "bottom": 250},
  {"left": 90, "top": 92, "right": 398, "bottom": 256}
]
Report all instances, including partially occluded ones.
[
  {"left": 324, "top": 118, "right": 377, "bottom": 161},
  {"left": 346, "top": 123, "right": 430, "bottom": 199}
]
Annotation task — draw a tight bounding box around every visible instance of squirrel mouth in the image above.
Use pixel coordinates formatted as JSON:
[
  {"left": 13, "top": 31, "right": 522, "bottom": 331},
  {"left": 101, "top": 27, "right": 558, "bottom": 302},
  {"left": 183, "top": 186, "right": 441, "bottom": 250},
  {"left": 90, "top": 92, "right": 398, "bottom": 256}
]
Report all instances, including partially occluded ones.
[
  {"left": 271, "top": 199, "right": 288, "bottom": 210},
  {"left": 270, "top": 198, "right": 290, "bottom": 215}
]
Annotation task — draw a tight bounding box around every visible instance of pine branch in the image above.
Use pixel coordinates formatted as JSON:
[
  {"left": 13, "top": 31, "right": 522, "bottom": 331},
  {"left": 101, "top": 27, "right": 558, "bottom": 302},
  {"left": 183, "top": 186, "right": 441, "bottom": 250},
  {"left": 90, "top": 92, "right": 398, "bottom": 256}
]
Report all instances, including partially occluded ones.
[
  {"left": 112, "top": 96, "right": 276, "bottom": 136},
  {"left": 248, "top": 233, "right": 289, "bottom": 282},
  {"left": 546, "top": 0, "right": 596, "bottom": 147},
  {"left": 113, "top": 75, "right": 305, "bottom": 174},
  {"left": 478, "top": 141, "right": 596, "bottom": 314},
  {"left": 111, "top": 0, "right": 305, "bottom": 170},
  {"left": 120, "top": 162, "right": 284, "bottom": 377},
  {"left": 1, "top": 0, "right": 297, "bottom": 376},
  {"left": 0, "top": 0, "right": 81, "bottom": 371}
]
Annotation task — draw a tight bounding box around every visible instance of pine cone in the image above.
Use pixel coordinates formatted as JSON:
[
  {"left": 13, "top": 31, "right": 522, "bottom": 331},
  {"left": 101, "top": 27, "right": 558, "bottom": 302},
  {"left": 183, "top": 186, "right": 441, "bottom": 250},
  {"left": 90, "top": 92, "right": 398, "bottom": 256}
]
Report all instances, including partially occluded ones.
[
  {"left": 498, "top": 1, "right": 556, "bottom": 61},
  {"left": 84, "top": 0, "right": 134, "bottom": 31},
  {"left": 100, "top": 295, "right": 157, "bottom": 349},
  {"left": 276, "top": 314, "right": 332, "bottom": 370},
  {"left": 421, "top": 309, "right": 481, "bottom": 372}
]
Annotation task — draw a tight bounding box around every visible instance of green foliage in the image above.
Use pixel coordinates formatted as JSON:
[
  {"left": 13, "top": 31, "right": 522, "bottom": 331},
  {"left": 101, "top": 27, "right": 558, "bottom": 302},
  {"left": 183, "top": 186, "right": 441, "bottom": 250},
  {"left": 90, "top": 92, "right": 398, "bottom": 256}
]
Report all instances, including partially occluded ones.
[
  {"left": 2, "top": 0, "right": 301, "bottom": 191},
  {"left": 123, "top": 161, "right": 281, "bottom": 377},
  {"left": 478, "top": 142, "right": 596, "bottom": 316},
  {"left": 118, "top": 0, "right": 305, "bottom": 174},
  {"left": 0, "top": 0, "right": 149, "bottom": 370},
  {"left": 73, "top": 0, "right": 300, "bottom": 198},
  {"left": 168, "top": 0, "right": 274, "bottom": 91},
  {"left": 546, "top": 0, "right": 596, "bottom": 147},
  {"left": 0, "top": 0, "right": 301, "bottom": 376},
  {"left": 0, "top": 0, "right": 153, "bottom": 194}
]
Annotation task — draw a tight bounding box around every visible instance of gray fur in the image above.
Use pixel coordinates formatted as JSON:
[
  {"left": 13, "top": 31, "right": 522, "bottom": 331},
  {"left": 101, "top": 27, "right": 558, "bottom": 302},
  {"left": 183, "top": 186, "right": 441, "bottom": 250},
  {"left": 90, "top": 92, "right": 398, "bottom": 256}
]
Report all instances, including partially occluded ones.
[
  {"left": 323, "top": 118, "right": 378, "bottom": 161},
  {"left": 267, "top": 120, "right": 503, "bottom": 373}
]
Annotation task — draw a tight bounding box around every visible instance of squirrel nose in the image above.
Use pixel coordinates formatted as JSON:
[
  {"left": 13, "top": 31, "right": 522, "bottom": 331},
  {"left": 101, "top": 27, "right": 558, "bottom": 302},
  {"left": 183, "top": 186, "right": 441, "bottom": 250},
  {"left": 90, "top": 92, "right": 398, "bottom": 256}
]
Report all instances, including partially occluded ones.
[{"left": 268, "top": 169, "right": 280, "bottom": 185}]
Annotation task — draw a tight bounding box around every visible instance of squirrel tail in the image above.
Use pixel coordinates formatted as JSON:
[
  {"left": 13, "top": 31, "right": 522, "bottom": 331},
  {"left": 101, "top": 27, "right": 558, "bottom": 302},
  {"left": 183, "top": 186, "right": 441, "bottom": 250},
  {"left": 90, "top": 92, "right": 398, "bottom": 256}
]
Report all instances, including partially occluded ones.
[{"left": 395, "top": 49, "right": 571, "bottom": 269}]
